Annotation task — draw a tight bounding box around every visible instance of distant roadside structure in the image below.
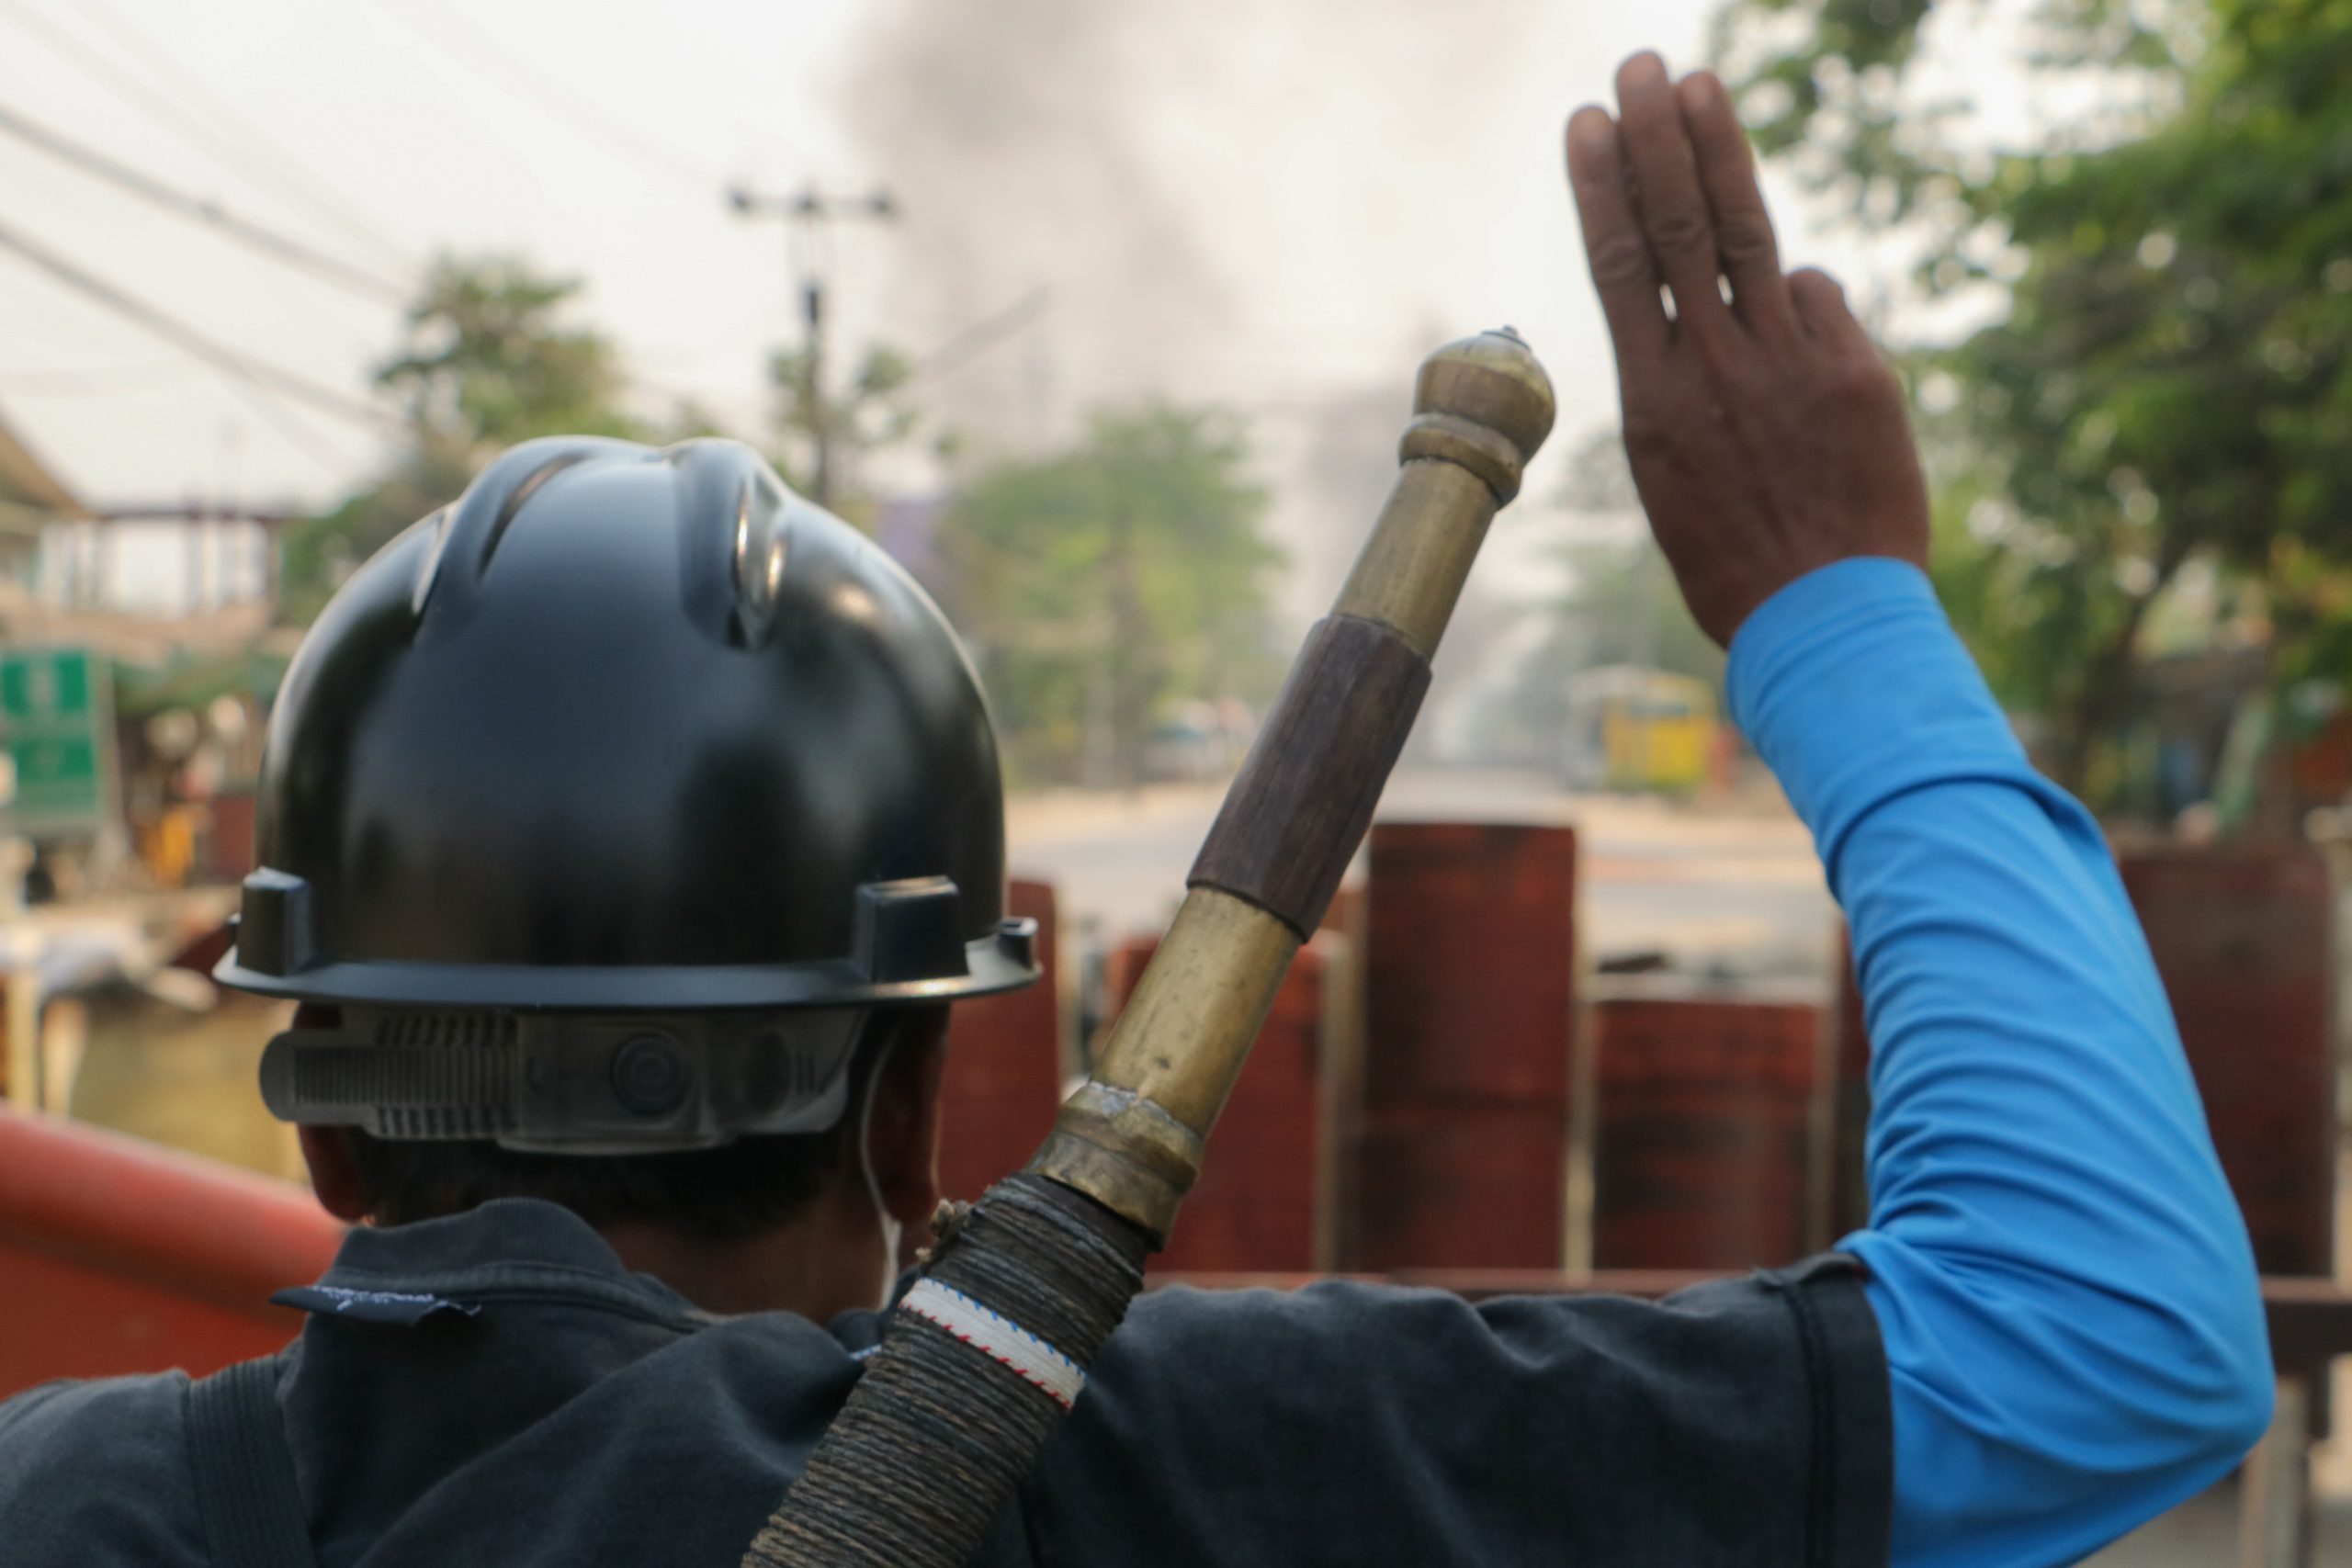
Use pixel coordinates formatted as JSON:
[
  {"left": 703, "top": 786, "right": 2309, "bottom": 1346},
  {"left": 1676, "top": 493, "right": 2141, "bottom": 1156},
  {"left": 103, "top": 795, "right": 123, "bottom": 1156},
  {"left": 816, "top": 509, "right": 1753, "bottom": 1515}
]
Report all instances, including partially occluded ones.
[
  {"left": 0, "top": 403, "right": 85, "bottom": 593},
  {"left": 1559, "top": 666, "right": 1719, "bottom": 796}
]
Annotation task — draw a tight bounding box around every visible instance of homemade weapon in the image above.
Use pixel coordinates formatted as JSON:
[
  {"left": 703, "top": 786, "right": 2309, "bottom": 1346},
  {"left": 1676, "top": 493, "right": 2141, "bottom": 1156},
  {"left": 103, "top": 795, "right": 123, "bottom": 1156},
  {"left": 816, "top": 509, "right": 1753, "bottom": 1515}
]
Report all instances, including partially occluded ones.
[{"left": 743, "top": 328, "right": 1555, "bottom": 1568}]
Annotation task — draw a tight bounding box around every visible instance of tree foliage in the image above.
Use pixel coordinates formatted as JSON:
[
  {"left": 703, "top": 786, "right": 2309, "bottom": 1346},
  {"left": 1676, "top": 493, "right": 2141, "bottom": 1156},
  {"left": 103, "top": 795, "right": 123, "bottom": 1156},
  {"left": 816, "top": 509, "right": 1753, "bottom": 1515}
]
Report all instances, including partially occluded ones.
[
  {"left": 935, "top": 407, "right": 1283, "bottom": 786},
  {"left": 1713, "top": 0, "right": 2352, "bottom": 799},
  {"left": 277, "top": 257, "right": 643, "bottom": 623},
  {"left": 375, "top": 258, "right": 639, "bottom": 449},
  {"left": 766, "top": 341, "right": 924, "bottom": 530}
]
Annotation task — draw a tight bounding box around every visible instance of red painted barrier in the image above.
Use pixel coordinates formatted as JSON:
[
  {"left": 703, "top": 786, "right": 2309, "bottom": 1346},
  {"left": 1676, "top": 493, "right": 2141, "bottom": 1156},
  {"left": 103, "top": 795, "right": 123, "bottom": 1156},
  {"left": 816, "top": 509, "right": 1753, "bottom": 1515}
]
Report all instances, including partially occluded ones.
[
  {"left": 0, "top": 1105, "right": 344, "bottom": 1396},
  {"left": 1590, "top": 990, "right": 1822, "bottom": 1270},
  {"left": 1351, "top": 1102, "right": 1568, "bottom": 1269},
  {"left": 209, "top": 789, "right": 257, "bottom": 885},
  {"left": 933, "top": 879, "right": 1065, "bottom": 1204},
  {"left": 2120, "top": 842, "right": 2336, "bottom": 1279},
  {"left": 1349, "top": 822, "right": 1576, "bottom": 1270},
  {"left": 1099, "top": 936, "right": 1329, "bottom": 1274}
]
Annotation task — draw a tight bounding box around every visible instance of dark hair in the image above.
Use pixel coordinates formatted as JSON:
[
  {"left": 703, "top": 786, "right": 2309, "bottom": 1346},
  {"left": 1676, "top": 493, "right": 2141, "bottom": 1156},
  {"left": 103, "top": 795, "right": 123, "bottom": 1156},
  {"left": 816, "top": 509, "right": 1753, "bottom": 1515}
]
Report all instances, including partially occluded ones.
[{"left": 345, "top": 1007, "right": 943, "bottom": 1240}]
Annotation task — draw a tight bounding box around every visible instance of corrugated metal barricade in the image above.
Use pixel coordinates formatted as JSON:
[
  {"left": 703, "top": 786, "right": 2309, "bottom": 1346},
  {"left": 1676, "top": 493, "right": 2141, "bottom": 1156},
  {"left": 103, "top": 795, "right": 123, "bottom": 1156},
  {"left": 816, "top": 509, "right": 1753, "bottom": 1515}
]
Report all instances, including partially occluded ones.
[
  {"left": 1589, "top": 983, "right": 1827, "bottom": 1270},
  {"left": 1347, "top": 822, "right": 1577, "bottom": 1271},
  {"left": 2120, "top": 841, "right": 2337, "bottom": 1280}
]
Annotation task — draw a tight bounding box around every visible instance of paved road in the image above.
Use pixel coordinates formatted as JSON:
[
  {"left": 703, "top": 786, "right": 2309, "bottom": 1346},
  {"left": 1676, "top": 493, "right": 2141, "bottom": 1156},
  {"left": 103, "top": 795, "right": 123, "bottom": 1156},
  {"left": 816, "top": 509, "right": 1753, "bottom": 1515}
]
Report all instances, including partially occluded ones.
[{"left": 1007, "top": 766, "right": 1839, "bottom": 985}]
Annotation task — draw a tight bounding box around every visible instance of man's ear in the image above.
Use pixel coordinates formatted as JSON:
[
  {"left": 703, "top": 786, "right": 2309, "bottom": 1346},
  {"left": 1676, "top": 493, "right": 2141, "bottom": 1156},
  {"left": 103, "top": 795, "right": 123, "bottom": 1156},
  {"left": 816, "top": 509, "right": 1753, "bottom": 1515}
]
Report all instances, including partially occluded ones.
[
  {"left": 288, "top": 1002, "right": 370, "bottom": 1223},
  {"left": 869, "top": 1007, "right": 949, "bottom": 1231},
  {"left": 298, "top": 1125, "right": 371, "bottom": 1224}
]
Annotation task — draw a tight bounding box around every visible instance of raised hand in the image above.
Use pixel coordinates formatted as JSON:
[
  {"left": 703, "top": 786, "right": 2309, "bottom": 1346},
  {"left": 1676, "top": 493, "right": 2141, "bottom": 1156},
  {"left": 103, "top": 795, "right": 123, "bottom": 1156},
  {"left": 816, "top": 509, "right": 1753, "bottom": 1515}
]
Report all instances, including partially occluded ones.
[{"left": 1565, "top": 52, "right": 1930, "bottom": 647}]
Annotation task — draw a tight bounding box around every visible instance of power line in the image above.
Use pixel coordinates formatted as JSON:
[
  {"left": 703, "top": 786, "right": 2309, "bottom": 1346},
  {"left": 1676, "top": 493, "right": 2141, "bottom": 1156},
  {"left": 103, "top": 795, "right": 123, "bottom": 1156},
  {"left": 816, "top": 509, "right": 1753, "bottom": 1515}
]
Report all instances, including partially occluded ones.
[
  {"left": 0, "top": 216, "right": 398, "bottom": 434},
  {"left": 376, "top": 0, "right": 716, "bottom": 185},
  {"left": 0, "top": 0, "right": 414, "bottom": 271},
  {"left": 71, "top": 0, "right": 418, "bottom": 268},
  {"left": 0, "top": 103, "right": 409, "bottom": 304},
  {"left": 909, "top": 288, "right": 1057, "bottom": 388},
  {"left": 215, "top": 376, "right": 370, "bottom": 476},
  {"left": 0, "top": 359, "right": 196, "bottom": 392}
]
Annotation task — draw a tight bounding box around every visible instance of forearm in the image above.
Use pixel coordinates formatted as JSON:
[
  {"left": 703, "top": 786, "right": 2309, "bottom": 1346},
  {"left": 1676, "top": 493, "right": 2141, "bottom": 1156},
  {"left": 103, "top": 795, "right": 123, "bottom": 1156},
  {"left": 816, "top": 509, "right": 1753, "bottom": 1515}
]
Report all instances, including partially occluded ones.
[{"left": 1731, "top": 558, "right": 2271, "bottom": 1568}]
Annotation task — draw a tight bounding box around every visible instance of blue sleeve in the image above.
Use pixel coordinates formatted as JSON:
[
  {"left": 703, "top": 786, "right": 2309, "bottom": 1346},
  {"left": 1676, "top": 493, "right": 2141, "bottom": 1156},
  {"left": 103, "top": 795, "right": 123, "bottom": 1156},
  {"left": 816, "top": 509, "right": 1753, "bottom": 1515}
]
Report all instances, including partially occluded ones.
[{"left": 1727, "top": 558, "right": 2273, "bottom": 1568}]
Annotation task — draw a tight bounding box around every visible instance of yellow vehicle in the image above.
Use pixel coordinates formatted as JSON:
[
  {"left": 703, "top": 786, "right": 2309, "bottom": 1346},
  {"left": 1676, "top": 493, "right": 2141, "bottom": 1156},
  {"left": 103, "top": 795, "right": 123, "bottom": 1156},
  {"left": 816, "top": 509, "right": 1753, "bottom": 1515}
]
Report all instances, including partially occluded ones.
[{"left": 1561, "top": 665, "right": 1718, "bottom": 794}]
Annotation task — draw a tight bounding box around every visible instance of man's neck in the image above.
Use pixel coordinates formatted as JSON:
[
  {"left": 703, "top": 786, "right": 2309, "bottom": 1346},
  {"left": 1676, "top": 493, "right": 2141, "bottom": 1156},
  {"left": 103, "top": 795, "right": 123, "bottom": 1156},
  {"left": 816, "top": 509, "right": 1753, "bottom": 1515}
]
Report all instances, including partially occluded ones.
[{"left": 595, "top": 1188, "right": 885, "bottom": 1320}]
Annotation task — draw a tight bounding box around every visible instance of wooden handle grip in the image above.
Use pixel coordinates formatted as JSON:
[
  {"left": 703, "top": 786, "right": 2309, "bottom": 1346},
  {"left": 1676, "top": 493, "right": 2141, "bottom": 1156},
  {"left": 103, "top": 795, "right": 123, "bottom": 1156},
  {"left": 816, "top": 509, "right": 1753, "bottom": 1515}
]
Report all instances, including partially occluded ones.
[{"left": 1188, "top": 615, "right": 1432, "bottom": 937}]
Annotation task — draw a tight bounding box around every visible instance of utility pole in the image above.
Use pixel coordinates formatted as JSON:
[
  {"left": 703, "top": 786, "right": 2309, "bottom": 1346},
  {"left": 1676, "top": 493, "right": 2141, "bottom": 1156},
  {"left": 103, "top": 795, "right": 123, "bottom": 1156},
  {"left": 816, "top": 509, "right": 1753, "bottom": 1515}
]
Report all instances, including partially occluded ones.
[{"left": 726, "top": 183, "right": 896, "bottom": 508}]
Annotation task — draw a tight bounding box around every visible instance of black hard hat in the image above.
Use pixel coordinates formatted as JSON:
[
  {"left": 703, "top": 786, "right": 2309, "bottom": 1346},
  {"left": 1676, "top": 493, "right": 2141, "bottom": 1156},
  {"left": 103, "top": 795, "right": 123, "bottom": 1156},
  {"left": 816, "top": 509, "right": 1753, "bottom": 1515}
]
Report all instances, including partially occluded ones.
[
  {"left": 220, "top": 434, "right": 1034, "bottom": 1012},
  {"left": 214, "top": 438, "right": 1035, "bottom": 1149}
]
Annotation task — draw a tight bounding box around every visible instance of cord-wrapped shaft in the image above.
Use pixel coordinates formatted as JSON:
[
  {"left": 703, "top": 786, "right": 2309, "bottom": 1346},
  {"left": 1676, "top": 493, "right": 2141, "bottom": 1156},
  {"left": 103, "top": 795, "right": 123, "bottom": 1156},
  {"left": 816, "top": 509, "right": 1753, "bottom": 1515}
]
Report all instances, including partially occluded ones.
[
  {"left": 741, "top": 1173, "right": 1148, "bottom": 1568},
  {"left": 738, "top": 329, "right": 1554, "bottom": 1568}
]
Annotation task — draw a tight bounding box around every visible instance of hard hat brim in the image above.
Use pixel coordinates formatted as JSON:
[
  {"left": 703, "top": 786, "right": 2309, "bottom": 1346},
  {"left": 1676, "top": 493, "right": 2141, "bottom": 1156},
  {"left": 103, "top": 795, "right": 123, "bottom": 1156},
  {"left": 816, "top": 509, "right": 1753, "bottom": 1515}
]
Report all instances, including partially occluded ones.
[{"left": 214, "top": 925, "right": 1040, "bottom": 1012}]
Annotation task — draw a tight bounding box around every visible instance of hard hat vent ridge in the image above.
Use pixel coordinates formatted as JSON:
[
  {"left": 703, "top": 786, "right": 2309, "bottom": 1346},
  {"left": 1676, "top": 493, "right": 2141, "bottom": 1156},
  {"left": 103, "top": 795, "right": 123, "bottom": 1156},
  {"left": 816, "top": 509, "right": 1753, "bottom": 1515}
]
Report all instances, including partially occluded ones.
[
  {"left": 373, "top": 1103, "right": 516, "bottom": 1140},
  {"left": 375, "top": 1012, "right": 521, "bottom": 1048},
  {"left": 290, "top": 1031, "right": 521, "bottom": 1133}
]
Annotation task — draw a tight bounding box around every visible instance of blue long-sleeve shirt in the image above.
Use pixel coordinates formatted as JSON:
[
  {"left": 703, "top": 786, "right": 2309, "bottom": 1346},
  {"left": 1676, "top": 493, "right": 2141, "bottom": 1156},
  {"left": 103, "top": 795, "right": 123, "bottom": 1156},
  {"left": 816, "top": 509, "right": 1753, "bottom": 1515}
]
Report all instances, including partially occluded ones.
[{"left": 1729, "top": 558, "right": 2274, "bottom": 1567}]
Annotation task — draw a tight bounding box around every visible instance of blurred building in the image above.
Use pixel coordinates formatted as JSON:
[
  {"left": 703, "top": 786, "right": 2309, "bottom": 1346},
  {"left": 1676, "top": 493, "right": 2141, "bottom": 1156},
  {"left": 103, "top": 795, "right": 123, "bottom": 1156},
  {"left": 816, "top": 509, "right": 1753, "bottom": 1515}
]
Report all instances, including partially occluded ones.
[{"left": 0, "top": 404, "right": 83, "bottom": 593}]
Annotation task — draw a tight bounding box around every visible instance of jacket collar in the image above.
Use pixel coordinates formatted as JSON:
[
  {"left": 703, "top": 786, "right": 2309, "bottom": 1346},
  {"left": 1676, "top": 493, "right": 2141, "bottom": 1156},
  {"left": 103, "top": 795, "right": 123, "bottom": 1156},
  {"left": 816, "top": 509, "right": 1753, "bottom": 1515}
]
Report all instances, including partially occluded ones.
[{"left": 293, "top": 1197, "right": 710, "bottom": 1329}]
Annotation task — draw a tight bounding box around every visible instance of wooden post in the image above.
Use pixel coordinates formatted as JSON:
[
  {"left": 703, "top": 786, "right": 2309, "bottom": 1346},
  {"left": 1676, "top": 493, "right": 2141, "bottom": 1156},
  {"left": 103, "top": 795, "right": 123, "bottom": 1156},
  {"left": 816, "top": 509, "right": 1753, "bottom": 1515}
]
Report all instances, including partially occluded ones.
[{"left": 2237, "top": 1376, "right": 2311, "bottom": 1568}]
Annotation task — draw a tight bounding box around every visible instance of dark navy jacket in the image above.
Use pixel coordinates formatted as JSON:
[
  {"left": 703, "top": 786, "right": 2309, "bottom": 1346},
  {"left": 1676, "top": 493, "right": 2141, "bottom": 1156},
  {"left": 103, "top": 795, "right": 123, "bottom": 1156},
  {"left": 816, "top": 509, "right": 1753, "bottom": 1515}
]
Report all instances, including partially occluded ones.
[{"left": 0, "top": 1197, "right": 1889, "bottom": 1566}]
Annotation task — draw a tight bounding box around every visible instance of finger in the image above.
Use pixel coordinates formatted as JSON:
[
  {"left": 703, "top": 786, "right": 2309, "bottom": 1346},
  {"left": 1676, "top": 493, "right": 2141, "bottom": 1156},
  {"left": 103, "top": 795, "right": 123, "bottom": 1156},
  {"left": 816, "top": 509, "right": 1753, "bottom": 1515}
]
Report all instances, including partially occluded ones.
[
  {"left": 1614, "top": 52, "right": 1732, "bottom": 338},
  {"left": 1566, "top": 107, "right": 1669, "bottom": 359},
  {"left": 1789, "top": 267, "right": 1870, "bottom": 351},
  {"left": 1677, "top": 71, "right": 1798, "bottom": 341}
]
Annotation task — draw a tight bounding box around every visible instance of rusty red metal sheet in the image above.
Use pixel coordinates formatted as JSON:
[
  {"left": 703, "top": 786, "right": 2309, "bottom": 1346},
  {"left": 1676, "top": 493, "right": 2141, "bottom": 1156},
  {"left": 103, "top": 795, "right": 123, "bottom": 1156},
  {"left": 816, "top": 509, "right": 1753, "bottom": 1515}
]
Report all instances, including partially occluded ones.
[
  {"left": 2119, "top": 841, "right": 2336, "bottom": 1279},
  {"left": 933, "top": 879, "right": 1065, "bottom": 1203},
  {"left": 1346, "top": 822, "right": 1575, "bottom": 1270},
  {"left": 1348, "top": 1102, "right": 1566, "bottom": 1270},
  {"left": 1589, "top": 993, "right": 1822, "bottom": 1271},
  {"left": 1098, "top": 936, "right": 1329, "bottom": 1274},
  {"left": 209, "top": 788, "right": 257, "bottom": 884},
  {"left": 1361, "top": 823, "right": 1577, "bottom": 1106},
  {"left": 0, "top": 1105, "right": 344, "bottom": 1396}
]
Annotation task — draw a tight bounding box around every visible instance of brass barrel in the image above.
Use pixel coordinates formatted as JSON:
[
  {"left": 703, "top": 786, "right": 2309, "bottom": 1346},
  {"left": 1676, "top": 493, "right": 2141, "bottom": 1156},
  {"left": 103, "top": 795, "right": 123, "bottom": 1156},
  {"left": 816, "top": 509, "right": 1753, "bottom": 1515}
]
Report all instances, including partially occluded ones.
[{"left": 1031, "top": 328, "right": 1556, "bottom": 1243}]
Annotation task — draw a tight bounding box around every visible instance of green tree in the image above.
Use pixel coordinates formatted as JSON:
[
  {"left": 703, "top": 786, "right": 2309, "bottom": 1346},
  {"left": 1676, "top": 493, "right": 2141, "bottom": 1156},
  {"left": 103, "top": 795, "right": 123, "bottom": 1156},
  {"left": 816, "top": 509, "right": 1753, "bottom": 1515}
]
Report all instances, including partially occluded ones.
[
  {"left": 766, "top": 343, "right": 923, "bottom": 529},
  {"left": 936, "top": 406, "right": 1283, "bottom": 785},
  {"left": 1712, "top": 0, "right": 2352, "bottom": 800},
  {"left": 277, "top": 257, "right": 641, "bottom": 623},
  {"left": 376, "top": 257, "right": 639, "bottom": 450}
]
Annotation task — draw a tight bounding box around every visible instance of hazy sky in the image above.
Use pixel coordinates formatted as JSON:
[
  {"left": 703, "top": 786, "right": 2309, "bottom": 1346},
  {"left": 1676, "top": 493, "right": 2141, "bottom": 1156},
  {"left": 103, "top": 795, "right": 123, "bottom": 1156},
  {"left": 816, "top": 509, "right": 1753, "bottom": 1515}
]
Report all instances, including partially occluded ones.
[{"left": 0, "top": 0, "right": 1879, "bottom": 616}]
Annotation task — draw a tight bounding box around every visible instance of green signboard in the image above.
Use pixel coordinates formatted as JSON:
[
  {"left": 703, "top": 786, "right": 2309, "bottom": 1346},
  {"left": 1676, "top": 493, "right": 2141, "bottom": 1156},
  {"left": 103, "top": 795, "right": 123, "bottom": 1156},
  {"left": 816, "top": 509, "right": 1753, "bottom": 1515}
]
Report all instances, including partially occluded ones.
[{"left": 0, "top": 646, "right": 118, "bottom": 838}]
